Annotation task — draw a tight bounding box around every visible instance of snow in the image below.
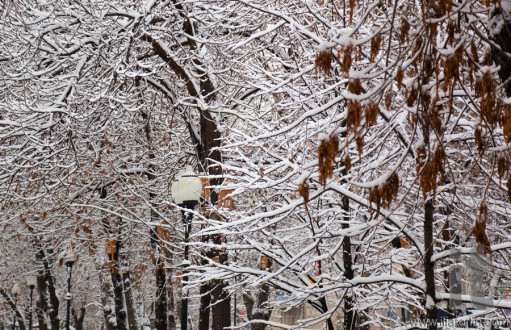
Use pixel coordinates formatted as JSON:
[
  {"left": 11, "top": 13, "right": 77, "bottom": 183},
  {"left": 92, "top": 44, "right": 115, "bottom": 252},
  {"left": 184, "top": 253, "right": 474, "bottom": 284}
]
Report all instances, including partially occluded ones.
[
  {"left": 2, "top": 1, "right": 511, "bottom": 330},
  {"left": 317, "top": 133, "right": 329, "bottom": 141},
  {"left": 502, "top": 0, "right": 511, "bottom": 19},
  {"left": 489, "top": 0, "right": 511, "bottom": 38},
  {"left": 436, "top": 293, "right": 511, "bottom": 309},
  {"left": 292, "top": 171, "right": 311, "bottom": 186},
  {"left": 144, "top": 0, "right": 157, "bottom": 12},
  {"left": 426, "top": 295, "right": 435, "bottom": 309},
  {"left": 332, "top": 29, "right": 355, "bottom": 47},
  {"left": 229, "top": 21, "right": 286, "bottom": 51},
  {"left": 488, "top": 14, "right": 505, "bottom": 38},
  {"left": 316, "top": 40, "right": 336, "bottom": 51}
]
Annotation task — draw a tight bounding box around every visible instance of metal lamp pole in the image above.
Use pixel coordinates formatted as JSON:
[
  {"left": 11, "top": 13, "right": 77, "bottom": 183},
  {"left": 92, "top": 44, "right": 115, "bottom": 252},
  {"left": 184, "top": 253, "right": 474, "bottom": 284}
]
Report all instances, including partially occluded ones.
[
  {"left": 63, "top": 251, "right": 76, "bottom": 330},
  {"left": 170, "top": 166, "right": 202, "bottom": 330},
  {"left": 180, "top": 202, "right": 197, "bottom": 330},
  {"left": 26, "top": 276, "right": 37, "bottom": 330}
]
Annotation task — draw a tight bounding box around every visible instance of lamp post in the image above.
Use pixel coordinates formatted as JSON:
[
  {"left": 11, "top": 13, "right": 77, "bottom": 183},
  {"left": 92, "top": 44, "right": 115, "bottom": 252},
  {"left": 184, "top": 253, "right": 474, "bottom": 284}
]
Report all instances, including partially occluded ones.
[
  {"left": 11, "top": 283, "right": 20, "bottom": 330},
  {"left": 63, "top": 250, "right": 76, "bottom": 330},
  {"left": 171, "top": 166, "right": 202, "bottom": 330},
  {"left": 26, "top": 276, "right": 37, "bottom": 330}
]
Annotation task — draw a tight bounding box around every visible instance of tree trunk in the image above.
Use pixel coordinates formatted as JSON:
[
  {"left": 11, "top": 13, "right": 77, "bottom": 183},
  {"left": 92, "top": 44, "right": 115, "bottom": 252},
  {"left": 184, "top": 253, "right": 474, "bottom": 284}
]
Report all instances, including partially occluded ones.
[
  {"left": 148, "top": 8, "right": 228, "bottom": 328},
  {"left": 420, "top": 106, "right": 437, "bottom": 329},
  {"left": 342, "top": 194, "right": 356, "bottom": 330},
  {"left": 243, "top": 288, "right": 271, "bottom": 330},
  {"left": 211, "top": 279, "right": 231, "bottom": 330},
  {"left": 36, "top": 274, "right": 49, "bottom": 330},
  {"left": 149, "top": 212, "right": 167, "bottom": 330},
  {"left": 242, "top": 258, "right": 273, "bottom": 330},
  {"left": 211, "top": 235, "right": 231, "bottom": 330},
  {"left": 489, "top": 10, "right": 511, "bottom": 96},
  {"left": 122, "top": 269, "right": 141, "bottom": 330},
  {"left": 318, "top": 296, "right": 335, "bottom": 330},
  {"left": 340, "top": 153, "right": 357, "bottom": 330},
  {"left": 72, "top": 306, "right": 86, "bottom": 330},
  {"left": 100, "top": 277, "right": 117, "bottom": 330},
  {"left": 198, "top": 233, "right": 214, "bottom": 330},
  {"left": 0, "top": 288, "right": 27, "bottom": 330},
  {"left": 33, "top": 246, "right": 59, "bottom": 330},
  {"left": 167, "top": 284, "right": 176, "bottom": 330},
  {"left": 99, "top": 185, "right": 128, "bottom": 330},
  {"left": 46, "top": 272, "right": 60, "bottom": 330},
  {"left": 198, "top": 280, "right": 212, "bottom": 330},
  {"left": 154, "top": 259, "right": 168, "bottom": 330},
  {"left": 33, "top": 245, "right": 58, "bottom": 330},
  {"left": 197, "top": 112, "right": 231, "bottom": 330},
  {"left": 111, "top": 241, "right": 128, "bottom": 330},
  {"left": 141, "top": 109, "right": 168, "bottom": 330},
  {"left": 424, "top": 198, "right": 437, "bottom": 330}
]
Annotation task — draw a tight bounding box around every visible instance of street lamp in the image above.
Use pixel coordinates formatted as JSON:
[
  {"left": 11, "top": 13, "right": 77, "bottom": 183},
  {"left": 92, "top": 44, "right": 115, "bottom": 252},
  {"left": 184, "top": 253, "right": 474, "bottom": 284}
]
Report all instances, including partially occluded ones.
[
  {"left": 26, "top": 276, "right": 37, "bottom": 330},
  {"left": 11, "top": 283, "right": 20, "bottom": 330},
  {"left": 171, "top": 166, "right": 202, "bottom": 330},
  {"left": 63, "top": 250, "right": 76, "bottom": 330}
]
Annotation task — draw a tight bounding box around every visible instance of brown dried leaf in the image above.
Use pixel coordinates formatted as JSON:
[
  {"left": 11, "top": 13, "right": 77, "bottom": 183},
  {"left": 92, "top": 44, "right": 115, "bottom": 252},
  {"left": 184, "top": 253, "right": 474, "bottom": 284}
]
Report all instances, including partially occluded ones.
[
  {"left": 318, "top": 136, "right": 339, "bottom": 187},
  {"left": 396, "top": 67, "right": 404, "bottom": 89},
  {"left": 473, "top": 203, "right": 491, "bottom": 255},
  {"left": 370, "top": 34, "right": 382, "bottom": 62},
  {"left": 366, "top": 101, "right": 378, "bottom": 126},
  {"left": 315, "top": 50, "right": 332, "bottom": 78},
  {"left": 298, "top": 181, "right": 310, "bottom": 212}
]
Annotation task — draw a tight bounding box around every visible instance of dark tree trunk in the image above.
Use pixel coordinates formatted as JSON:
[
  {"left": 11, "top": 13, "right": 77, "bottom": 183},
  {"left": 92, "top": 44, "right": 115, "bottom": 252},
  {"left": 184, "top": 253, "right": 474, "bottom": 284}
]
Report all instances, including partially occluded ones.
[
  {"left": 122, "top": 269, "right": 140, "bottom": 330},
  {"left": 98, "top": 186, "right": 128, "bottom": 330},
  {"left": 210, "top": 234, "right": 231, "bottom": 330},
  {"left": 211, "top": 279, "right": 231, "bottom": 330},
  {"left": 198, "top": 232, "right": 215, "bottom": 330},
  {"left": 33, "top": 246, "right": 59, "bottom": 330},
  {"left": 141, "top": 109, "right": 168, "bottom": 330},
  {"left": 339, "top": 152, "right": 357, "bottom": 330},
  {"left": 198, "top": 280, "right": 212, "bottom": 330},
  {"left": 167, "top": 284, "right": 176, "bottom": 330},
  {"left": 419, "top": 105, "right": 437, "bottom": 329},
  {"left": 72, "top": 306, "right": 86, "bottom": 330},
  {"left": 242, "top": 257, "right": 273, "bottom": 330},
  {"left": 149, "top": 210, "right": 167, "bottom": 330},
  {"left": 243, "top": 283, "right": 272, "bottom": 330},
  {"left": 100, "top": 278, "right": 117, "bottom": 330},
  {"left": 147, "top": 6, "right": 229, "bottom": 328},
  {"left": 97, "top": 187, "right": 117, "bottom": 330},
  {"left": 342, "top": 193, "right": 356, "bottom": 330},
  {"left": 318, "top": 296, "right": 335, "bottom": 330},
  {"left": 111, "top": 241, "right": 128, "bottom": 330},
  {"left": 424, "top": 198, "right": 437, "bottom": 330},
  {"left": 46, "top": 272, "right": 60, "bottom": 330},
  {"left": 197, "top": 118, "right": 228, "bottom": 330},
  {"left": 154, "top": 257, "right": 168, "bottom": 330},
  {"left": 36, "top": 274, "right": 49, "bottom": 330},
  {"left": 489, "top": 10, "right": 511, "bottom": 96},
  {"left": 0, "top": 288, "right": 27, "bottom": 330}
]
